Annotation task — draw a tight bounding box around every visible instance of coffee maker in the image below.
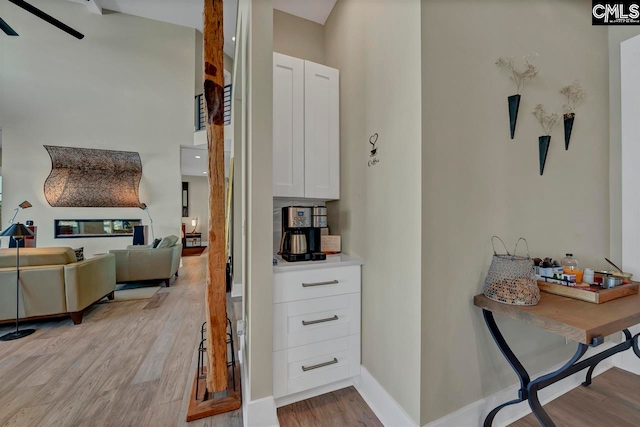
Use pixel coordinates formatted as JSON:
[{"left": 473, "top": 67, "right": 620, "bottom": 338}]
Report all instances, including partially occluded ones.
[
  {"left": 280, "top": 206, "right": 328, "bottom": 262},
  {"left": 308, "top": 206, "right": 327, "bottom": 261},
  {"left": 280, "top": 206, "right": 312, "bottom": 262}
]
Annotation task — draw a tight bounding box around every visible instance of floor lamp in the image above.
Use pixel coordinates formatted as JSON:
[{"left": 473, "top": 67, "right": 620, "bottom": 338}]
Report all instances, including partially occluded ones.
[
  {"left": 8, "top": 200, "right": 32, "bottom": 224},
  {"left": 139, "top": 203, "right": 155, "bottom": 241},
  {"left": 0, "top": 223, "right": 35, "bottom": 341}
]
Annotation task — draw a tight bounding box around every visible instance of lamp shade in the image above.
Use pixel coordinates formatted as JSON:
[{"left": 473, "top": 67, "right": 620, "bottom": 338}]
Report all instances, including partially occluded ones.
[
  {"left": 192, "top": 218, "right": 197, "bottom": 227},
  {"left": 0, "top": 223, "right": 34, "bottom": 238}
]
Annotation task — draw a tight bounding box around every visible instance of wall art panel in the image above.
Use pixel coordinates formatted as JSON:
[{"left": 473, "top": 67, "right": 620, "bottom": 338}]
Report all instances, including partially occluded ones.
[{"left": 43, "top": 145, "right": 143, "bottom": 207}]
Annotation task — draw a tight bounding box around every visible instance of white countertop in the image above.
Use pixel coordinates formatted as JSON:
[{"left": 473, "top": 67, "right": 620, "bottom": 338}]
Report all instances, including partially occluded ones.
[{"left": 273, "top": 253, "right": 363, "bottom": 273}]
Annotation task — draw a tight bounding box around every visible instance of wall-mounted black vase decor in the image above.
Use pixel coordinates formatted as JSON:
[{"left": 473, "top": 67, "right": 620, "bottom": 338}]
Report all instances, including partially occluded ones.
[
  {"left": 508, "top": 94, "right": 521, "bottom": 139},
  {"left": 539, "top": 135, "right": 551, "bottom": 175},
  {"left": 564, "top": 114, "right": 574, "bottom": 150}
]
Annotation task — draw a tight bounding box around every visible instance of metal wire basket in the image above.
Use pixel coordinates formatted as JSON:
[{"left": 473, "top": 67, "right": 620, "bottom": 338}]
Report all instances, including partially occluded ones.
[{"left": 483, "top": 236, "right": 540, "bottom": 306}]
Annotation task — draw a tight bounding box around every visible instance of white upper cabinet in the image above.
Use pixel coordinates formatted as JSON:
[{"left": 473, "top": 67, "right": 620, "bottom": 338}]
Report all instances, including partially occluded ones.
[
  {"left": 304, "top": 61, "right": 340, "bottom": 200},
  {"left": 273, "top": 53, "right": 340, "bottom": 200},
  {"left": 273, "top": 53, "right": 305, "bottom": 198}
]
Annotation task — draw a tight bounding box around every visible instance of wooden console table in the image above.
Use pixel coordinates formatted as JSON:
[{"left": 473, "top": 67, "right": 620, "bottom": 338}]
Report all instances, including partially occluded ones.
[
  {"left": 474, "top": 292, "right": 640, "bottom": 426},
  {"left": 184, "top": 233, "right": 202, "bottom": 248}
]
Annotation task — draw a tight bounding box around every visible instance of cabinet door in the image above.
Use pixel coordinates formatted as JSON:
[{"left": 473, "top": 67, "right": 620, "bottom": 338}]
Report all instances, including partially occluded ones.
[
  {"left": 273, "top": 53, "right": 305, "bottom": 197},
  {"left": 304, "top": 61, "right": 340, "bottom": 200}
]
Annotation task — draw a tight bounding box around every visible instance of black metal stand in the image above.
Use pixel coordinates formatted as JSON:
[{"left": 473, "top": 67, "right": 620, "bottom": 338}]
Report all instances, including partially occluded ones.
[
  {"left": 195, "top": 317, "right": 237, "bottom": 401},
  {"left": 0, "top": 237, "right": 35, "bottom": 342},
  {"left": 482, "top": 309, "right": 640, "bottom": 427}
]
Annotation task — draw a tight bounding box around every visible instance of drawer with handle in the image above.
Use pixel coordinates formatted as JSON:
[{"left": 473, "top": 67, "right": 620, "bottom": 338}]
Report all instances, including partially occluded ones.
[
  {"left": 273, "top": 265, "right": 361, "bottom": 303},
  {"left": 273, "top": 335, "right": 361, "bottom": 399},
  {"left": 273, "top": 293, "right": 360, "bottom": 351}
]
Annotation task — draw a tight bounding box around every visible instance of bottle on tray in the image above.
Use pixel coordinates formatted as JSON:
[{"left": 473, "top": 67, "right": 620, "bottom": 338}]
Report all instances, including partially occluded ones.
[{"left": 561, "top": 253, "right": 583, "bottom": 284}]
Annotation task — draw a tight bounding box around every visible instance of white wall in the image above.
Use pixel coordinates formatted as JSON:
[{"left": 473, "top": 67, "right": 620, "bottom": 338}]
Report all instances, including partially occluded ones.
[
  {"left": 273, "top": 9, "right": 325, "bottom": 64},
  {"left": 324, "top": 0, "right": 423, "bottom": 422},
  {"left": 0, "top": 0, "right": 194, "bottom": 256},
  {"left": 182, "top": 175, "right": 209, "bottom": 244},
  {"left": 420, "top": 0, "right": 609, "bottom": 424},
  {"left": 245, "top": 0, "right": 274, "bottom": 401},
  {"left": 609, "top": 26, "right": 640, "bottom": 266}
]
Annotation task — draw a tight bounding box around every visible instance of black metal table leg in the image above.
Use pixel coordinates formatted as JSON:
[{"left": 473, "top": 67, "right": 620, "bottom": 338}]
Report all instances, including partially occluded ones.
[
  {"left": 482, "top": 310, "right": 640, "bottom": 427},
  {"left": 526, "top": 343, "right": 589, "bottom": 426},
  {"left": 583, "top": 329, "right": 632, "bottom": 387},
  {"left": 633, "top": 333, "right": 640, "bottom": 358},
  {"left": 527, "top": 383, "right": 555, "bottom": 427},
  {"left": 482, "top": 310, "right": 531, "bottom": 426}
]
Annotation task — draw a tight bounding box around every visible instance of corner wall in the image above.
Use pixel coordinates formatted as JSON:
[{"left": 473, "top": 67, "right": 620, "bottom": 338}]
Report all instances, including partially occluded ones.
[
  {"left": 608, "top": 26, "right": 640, "bottom": 265},
  {"left": 274, "top": 9, "right": 325, "bottom": 64},
  {"left": 246, "top": 0, "right": 274, "bottom": 401},
  {"left": 0, "top": 0, "right": 194, "bottom": 256},
  {"left": 324, "top": 0, "right": 423, "bottom": 422},
  {"left": 420, "top": 0, "right": 609, "bottom": 424}
]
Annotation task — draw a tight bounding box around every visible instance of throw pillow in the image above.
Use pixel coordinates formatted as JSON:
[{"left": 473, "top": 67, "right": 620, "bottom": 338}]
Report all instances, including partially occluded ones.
[
  {"left": 152, "top": 238, "right": 162, "bottom": 248},
  {"left": 73, "top": 247, "right": 85, "bottom": 262},
  {"left": 157, "top": 235, "right": 179, "bottom": 248}
]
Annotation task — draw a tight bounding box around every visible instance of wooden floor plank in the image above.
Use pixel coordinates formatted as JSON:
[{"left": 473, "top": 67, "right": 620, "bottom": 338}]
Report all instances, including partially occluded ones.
[
  {"left": 510, "top": 367, "right": 640, "bottom": 426},
  {"left": 144, "top": 291, "right": 169, "bottom": 309},
  {"left": 277, "top": 387, "right": 382, "bottom": 427},
  {"left": 1, "top": 403, "right": 50, "bottom": 427},
  {"left": 0, "top": 253, "right": 242, "bottom": 427},
  {"left": 0, "top": 252, "right": 385, "bottom": 427}
]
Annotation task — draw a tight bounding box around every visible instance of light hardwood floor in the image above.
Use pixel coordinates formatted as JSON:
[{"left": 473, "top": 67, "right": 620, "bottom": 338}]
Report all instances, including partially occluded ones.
[
  {"left": 277, "top": 387, "right": 383, "bottom": 427},
  {"left": 510, "top": 367, "right": 640, "bottom": 426},
  {"left": 0, "top": 254, "right": 242, "bottom": 427}
]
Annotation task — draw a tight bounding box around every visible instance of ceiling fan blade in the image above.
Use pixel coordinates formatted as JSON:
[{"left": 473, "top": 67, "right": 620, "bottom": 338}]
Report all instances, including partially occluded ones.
[
  {"left": 8, "top": 0, "right": 84, "bottom": 39},
  {"left": 0, "top": 17, "right": 18, "bottom": 36}
]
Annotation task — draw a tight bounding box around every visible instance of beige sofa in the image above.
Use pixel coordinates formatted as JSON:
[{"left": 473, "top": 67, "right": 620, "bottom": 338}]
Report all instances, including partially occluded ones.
[
  {"left": 0, "top": 247, "right": 116, "bottom": 325},
  {"left": 109, "top": 240, "right": 181, "bottom": 287}
]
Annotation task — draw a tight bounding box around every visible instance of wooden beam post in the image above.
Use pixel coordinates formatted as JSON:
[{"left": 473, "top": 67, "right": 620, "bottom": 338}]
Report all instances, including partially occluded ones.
[
  {"left": 186, "top": 1, "right": 241, "bottom": 421},
  {"left": 204, "top": 0, "right": 227, "bottom": 395}
]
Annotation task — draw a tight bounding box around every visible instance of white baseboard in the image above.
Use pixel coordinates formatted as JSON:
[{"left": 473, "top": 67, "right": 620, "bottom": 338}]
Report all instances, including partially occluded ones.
[
  {"left": 275, "top": 378, "right": 354, "bottom": 408},
  {"left": 423, "top": 341, "right": 619, "bottom": 427},
  {"left": 245, "top": 396, "right": 279, "bottom": 427},
  {"left": 240, "top": 335, "right": 280, "bottom": 427},
  {"left": 232, "top": 281, "right": 243, "bottom": 299},
  {"left": 354, "top": 366, "right": 419, "bottom": 427}
]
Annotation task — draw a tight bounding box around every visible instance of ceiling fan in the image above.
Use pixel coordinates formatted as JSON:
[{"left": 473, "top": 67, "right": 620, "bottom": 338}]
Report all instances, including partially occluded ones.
[{"left": 0, "top": 0, "right": 84, "bottom": 39}]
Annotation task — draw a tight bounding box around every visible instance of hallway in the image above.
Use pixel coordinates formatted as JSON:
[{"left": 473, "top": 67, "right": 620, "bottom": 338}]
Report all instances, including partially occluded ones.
[{"left": 0, "top": 254, "right": 242, "bottom": 427}]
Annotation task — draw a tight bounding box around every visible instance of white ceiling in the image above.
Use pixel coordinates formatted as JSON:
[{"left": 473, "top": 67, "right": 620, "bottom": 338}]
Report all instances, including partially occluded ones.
[
  {"left": 273, "top": 0, "right": 337, "bottom": 25},
  {"left": 66, "top": 0, "right": 339, "bottom": 59},
  {"left": 181, "top": 142, "right": 230, "bottom": 177},
  {"left": 67, "top": 0, "right": 238, "bottom": 58},
  {"left": 181, "top": 145, "right": 209, "bottom": 177}
]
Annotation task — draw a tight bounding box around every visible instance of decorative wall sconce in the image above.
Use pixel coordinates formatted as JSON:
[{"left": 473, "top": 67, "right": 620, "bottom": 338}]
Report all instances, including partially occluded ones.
[
  {"left": 532, "top": 104, "right": 559, "bottom": 176},
  {"left": 496, "top": 55, "right": 539, "bottom": 139}
]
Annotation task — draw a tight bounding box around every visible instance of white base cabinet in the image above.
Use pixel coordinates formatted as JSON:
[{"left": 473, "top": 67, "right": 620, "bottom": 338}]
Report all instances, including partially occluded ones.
[{"left": 272, "top": 265, "right": 361, "bottom": 402}]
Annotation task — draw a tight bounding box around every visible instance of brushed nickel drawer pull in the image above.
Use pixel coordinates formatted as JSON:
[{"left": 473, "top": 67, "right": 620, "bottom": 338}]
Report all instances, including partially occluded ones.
[
  {"left": 302, "top": 279, "right": 339, "bottom": 287},
  {"left": 302, "top": 315, "right": 339, "bottom": 326},
  {"left": 302, "top": 358, "right": 338, "bottom": 372}
]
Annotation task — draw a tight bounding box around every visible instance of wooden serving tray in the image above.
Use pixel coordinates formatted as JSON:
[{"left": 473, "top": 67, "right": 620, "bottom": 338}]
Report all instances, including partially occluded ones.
[{"left": 537, "top": 280, "right": 639, "bottom": 304}]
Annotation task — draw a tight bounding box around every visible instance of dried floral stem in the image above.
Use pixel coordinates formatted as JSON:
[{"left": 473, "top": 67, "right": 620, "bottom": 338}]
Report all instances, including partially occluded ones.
[
  {"left": 496, "top": 54, "right": 539, "bottom": 94},
  {"left": 560, "top": 80, "right": 586, "bottom": 116},
  {"left": 533, "top": 104, "right": 559, "bottom": 136}
]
